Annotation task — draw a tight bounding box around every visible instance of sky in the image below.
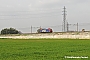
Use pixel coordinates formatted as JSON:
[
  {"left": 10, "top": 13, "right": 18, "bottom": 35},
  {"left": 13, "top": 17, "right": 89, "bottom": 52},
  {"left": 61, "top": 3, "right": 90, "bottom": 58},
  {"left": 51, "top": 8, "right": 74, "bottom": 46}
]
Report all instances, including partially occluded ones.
[{"left": 0, "top": 0, "right": 90, "bottom": 33}]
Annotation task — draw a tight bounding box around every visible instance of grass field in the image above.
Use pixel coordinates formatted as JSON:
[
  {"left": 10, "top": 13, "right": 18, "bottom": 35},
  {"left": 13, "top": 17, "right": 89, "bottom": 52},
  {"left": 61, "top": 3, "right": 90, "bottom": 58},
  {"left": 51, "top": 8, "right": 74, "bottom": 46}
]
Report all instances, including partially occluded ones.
[{"left": 0, "top": 39, "right": 90, "bottom": 60}]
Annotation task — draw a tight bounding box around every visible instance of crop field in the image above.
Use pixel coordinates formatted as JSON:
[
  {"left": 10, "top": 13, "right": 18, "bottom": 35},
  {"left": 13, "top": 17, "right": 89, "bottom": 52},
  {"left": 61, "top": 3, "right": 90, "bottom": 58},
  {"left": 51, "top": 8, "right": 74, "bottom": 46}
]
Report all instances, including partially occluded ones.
[{"left": 0, "top": 39, "right": 90, "bottom": 60}]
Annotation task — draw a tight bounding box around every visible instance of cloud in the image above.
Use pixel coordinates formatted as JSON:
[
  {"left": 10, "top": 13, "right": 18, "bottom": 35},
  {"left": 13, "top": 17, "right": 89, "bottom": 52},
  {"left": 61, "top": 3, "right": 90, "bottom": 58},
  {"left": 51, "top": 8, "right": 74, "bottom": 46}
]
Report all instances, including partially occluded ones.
[
  {"left": 0, "top": 0, "right": 90, "bottom": 32},
  {"left": 39, "top": 1, "right": 43, "bottom": 4},
  {"left": 28, "top": 4, "right": 32, "bottom": 7}
]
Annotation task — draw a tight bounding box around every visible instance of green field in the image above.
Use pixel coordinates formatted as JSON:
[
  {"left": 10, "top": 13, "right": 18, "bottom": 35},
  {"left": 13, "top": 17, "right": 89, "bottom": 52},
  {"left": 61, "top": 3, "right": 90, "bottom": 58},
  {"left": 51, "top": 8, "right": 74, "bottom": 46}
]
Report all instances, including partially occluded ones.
[{"left": 0, "top": 39, "right": 90, "bottom": 60}]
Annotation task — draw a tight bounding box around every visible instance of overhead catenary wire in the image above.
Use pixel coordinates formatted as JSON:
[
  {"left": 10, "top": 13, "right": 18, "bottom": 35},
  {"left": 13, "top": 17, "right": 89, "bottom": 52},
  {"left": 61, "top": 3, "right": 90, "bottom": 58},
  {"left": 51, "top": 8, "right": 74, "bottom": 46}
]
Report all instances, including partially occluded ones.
[{"left": 2, "top": 22, "right": 90, "bottom": 33}]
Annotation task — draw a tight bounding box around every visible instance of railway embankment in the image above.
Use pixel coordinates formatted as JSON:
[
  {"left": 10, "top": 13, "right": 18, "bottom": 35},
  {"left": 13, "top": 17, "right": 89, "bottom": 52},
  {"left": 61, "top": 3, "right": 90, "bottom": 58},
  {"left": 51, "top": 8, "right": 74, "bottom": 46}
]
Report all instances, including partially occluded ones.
[{"left": 0, "top": 32, "right": 90, "bottom": 39}]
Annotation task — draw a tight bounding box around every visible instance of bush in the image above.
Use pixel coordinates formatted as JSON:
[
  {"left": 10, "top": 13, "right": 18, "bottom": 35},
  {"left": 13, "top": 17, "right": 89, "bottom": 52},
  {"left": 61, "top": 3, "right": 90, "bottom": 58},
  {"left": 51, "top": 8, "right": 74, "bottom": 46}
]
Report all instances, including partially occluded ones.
[{"left": 1, "top": 28, "right": 20, "bottom": 34}]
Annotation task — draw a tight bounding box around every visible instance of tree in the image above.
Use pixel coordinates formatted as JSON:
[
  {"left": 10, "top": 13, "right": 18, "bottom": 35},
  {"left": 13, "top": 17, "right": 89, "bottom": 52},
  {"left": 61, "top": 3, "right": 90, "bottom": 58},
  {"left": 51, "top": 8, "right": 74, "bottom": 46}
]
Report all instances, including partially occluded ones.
[
  {"left": 37, "top": 29, "right": 41, "bottom": 33},
  {"left": 1, "top": 28, "right": 20, "bottom": 34}
]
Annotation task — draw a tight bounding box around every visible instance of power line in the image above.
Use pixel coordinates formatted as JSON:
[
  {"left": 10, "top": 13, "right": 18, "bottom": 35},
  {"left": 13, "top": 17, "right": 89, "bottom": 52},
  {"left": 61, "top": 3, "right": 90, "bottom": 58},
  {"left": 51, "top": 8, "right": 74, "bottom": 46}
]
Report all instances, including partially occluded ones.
[
  {"left": 0, "top": 8, "right": 61, "bottom": 12},
  {"left": 0, "top": 11, "right": 61, "bottom": 15},
  {"left": 0, "top": 13, "right": 61, "bottom": 20}
]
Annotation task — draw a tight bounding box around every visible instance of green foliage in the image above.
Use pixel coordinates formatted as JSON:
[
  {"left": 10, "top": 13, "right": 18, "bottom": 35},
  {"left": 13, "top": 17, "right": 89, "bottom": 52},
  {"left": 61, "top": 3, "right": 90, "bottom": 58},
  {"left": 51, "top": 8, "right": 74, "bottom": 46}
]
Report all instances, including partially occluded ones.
[
  {"left": 37, "top": 29, "right": 41, "bottom": 33},
  {"left": 0, "top": 39, "right": 90, "bottom": 60},
  {"left": 1, "top": 28, "right": 19, "bottom": 34}
]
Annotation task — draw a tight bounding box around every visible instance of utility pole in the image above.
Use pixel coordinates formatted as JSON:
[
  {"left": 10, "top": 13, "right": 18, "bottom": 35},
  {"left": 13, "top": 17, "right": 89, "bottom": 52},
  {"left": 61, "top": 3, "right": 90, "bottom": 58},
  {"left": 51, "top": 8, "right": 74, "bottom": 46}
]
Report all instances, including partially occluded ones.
[
  {"left": 77, "top": 23, "right": 78, "bottom": 32},
  {"left": 31, "top": 25, "right": 32, "bottom": 33},
  {"left": 62, "top": 6, "right": 67, "bottom": 32},
  {"left": 67, "top": 22, "right": 69, "bottom": 32},
  {"left": 62, "top": 25, "right": 63, "bottom": 32},
  {"left": 40, "top": 26, "right": 41, "bottom": 28}
]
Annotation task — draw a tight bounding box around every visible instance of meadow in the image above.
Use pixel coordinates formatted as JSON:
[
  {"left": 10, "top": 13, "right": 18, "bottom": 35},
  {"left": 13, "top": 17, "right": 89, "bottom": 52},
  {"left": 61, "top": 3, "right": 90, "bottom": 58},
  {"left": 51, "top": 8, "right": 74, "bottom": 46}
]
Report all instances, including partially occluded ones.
[{"left": 0, "top": 38, "right": 90, "bottom": 60}]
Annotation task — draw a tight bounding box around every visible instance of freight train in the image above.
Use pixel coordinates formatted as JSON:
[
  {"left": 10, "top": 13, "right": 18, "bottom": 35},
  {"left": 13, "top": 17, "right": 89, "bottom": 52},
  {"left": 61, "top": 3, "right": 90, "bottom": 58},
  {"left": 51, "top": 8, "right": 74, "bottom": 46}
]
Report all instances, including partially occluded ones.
[{"left": 37, "top": 28, "right": 53, "bottom": 33}]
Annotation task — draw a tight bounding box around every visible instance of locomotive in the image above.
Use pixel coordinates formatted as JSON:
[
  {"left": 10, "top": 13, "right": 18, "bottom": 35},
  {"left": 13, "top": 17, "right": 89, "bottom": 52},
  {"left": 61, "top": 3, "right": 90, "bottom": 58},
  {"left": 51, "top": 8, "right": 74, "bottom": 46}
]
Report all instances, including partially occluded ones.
[{"left": 37, "top": 28, "right": 53, "bottom": 33}]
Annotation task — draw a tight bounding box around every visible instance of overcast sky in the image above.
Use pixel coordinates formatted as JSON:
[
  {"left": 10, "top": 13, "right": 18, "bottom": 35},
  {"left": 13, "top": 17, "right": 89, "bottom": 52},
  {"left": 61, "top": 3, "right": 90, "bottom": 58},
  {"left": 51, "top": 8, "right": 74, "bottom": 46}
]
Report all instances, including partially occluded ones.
[{"left": 0, "top": 0, "right": 90, "bottom": 33}]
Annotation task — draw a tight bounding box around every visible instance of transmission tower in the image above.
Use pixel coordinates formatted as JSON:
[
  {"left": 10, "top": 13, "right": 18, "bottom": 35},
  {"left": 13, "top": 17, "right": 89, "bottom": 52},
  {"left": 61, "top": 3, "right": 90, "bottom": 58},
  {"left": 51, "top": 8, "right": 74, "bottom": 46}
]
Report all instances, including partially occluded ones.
[{"left": 62, "top": 6, "right": 67, "bottom": 32}]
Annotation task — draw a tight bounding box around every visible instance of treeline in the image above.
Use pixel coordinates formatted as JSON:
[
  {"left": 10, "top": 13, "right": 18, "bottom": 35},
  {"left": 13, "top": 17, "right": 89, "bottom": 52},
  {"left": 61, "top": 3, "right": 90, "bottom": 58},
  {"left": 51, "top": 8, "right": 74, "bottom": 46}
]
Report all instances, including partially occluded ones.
[{"left": 1, "top": 28, "right": 21, "bottom": 34}]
